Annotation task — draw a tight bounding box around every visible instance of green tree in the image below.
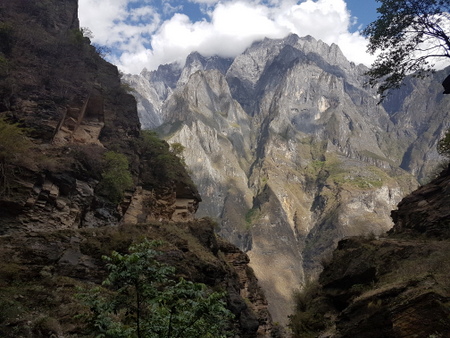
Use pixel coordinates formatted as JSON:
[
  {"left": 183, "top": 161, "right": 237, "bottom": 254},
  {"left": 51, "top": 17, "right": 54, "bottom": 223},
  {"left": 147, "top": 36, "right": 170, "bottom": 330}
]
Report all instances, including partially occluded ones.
[
  {"left": 170, "top": 142, "right": 187, "bottom": 167},
  {"left": 170, "top": 143, "right": 185, "bottom": 157},
  {"left": 364, "top": 0, "right": 450, "bottom": 98},
  {"left": 137, "top": 131, "right": 193, "bottom": 185},
  {"left": 78, "top": 240, "right": 234, "bottom": 338},
  {"left": 97, "top": 151, "right": 133, "bottom": 203}
]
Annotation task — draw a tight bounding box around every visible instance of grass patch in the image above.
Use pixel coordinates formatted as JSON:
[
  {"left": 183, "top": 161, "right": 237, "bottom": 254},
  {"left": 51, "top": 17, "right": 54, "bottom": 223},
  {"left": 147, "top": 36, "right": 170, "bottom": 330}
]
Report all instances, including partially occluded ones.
[{"left": 245, "top": 208, "right": 260, "bottom": 229}]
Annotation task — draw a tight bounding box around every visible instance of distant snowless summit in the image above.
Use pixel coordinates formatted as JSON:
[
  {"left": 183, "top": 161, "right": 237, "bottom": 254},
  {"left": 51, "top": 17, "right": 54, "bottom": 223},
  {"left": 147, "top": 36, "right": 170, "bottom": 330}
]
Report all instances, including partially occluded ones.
[{"left": 123, "top": 34, "right": 450, "bottom": 323}]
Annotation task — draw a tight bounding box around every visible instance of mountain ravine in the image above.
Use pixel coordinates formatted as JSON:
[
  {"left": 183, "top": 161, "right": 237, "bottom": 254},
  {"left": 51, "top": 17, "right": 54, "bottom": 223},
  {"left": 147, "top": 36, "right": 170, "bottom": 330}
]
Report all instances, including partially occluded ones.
[{"left": 123, "top": 34, "right": 449, "bottom": 323}]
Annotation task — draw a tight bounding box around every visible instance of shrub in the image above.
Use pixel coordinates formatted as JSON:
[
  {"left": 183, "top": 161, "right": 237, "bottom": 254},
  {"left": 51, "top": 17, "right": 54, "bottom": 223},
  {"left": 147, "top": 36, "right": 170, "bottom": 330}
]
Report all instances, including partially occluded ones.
[
  {"left": 289, "top": 281, "right": 329, "bottom": 338},
  {"left": 120, "top": 82, "right": 135, "bottom": 93},
  {"left": 70, "top": 27, "right": 92, "bottom": 46},
  {"left": 97, "top": 151, "right": 133, "bottom": 203},
  {"left": 170, "top": 142, "right": 185, "bottom": 156},
  {"left": 77, "top": 239, "right": 234, "bottom": 338},
  {"left": 136, "top": 131, "right": 196, "bottom": 191},
  {"left": 93, "top": 44, "right": 111, "bottom": 59},
  {"left": 170, "top": 142, "right": 187, "bottom": 167}
]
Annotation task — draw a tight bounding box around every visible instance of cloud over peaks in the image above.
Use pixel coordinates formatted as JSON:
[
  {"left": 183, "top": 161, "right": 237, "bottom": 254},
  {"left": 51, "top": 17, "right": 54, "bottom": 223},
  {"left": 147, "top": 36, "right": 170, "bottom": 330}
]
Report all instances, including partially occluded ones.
[{"left": 79, "top": 0, "right": 374, "bottom": 74}]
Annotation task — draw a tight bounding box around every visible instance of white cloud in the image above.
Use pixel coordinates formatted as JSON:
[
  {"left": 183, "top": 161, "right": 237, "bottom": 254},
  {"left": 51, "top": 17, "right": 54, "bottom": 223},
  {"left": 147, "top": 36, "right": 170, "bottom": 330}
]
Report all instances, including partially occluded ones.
[
  {"left": 79, "top": 0, "right": 375, "bottom": 74},
  {"left": 78, "top": 0, "right": 159, "bottom": 51}
]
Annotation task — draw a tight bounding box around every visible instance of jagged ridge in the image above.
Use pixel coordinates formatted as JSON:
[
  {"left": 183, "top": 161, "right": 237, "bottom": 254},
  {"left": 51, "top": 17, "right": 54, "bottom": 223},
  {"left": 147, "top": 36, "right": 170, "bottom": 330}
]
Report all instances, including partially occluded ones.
[{"left": 121, "top": 33, "right": 450, "bottom": 323}]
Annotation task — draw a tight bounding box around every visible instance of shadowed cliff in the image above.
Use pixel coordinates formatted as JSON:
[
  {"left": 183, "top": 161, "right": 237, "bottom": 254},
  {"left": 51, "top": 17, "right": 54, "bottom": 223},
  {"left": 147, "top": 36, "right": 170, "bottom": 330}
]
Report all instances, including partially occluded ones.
[
  {"left": 289, "top": 163, "right": 450, "bottom": 337},
  {"left": 0, "top": 1, "right": 274, "bottom": 336}
]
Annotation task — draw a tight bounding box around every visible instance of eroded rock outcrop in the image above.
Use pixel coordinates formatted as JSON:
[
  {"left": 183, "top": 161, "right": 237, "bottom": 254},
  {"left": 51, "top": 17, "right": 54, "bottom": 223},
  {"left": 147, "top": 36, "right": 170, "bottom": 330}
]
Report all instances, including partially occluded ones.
[
  {"left": 0, "top": 1, "right": 273, "bottom": 336},
  {"left": 390, "top": 164, "right": 450, "bottom": 238},
  {"left": 289, "top": 164, "right": 450, "bottom": 337}
]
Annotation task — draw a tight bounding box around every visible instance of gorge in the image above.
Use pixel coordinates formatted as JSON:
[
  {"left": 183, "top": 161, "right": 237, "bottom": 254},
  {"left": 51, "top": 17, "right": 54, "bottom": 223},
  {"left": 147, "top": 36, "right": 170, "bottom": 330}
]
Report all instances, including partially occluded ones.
[
  {"left": 123, "top": 34, "right": 450, "bottom": 323},
  {"left": 1, "top": 0, "right": 449, "bottom": 336}
]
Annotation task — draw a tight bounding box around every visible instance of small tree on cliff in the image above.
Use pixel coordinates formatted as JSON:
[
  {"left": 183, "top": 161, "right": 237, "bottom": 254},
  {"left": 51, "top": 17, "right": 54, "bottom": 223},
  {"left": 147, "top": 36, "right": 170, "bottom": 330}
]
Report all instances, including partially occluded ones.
[
  {"left": 77, "top": 239, "right": 234, "bottom": 338},
  {"left": 364, "top": 0, "right": 450, "bottom": 98},
  {"left": 97, "top": 151, "right": 133, "bottom": 203}
]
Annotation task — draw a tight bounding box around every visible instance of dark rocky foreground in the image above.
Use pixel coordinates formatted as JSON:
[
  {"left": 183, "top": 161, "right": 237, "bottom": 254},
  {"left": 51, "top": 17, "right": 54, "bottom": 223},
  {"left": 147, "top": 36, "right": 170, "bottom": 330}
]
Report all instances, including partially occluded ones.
[{"left": 290, "top": 164, "right": 450, "bottom": 337}]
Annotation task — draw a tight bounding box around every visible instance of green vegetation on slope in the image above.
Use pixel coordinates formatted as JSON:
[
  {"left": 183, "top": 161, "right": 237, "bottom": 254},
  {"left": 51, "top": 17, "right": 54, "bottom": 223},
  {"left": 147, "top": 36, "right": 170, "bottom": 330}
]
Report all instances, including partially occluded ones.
[
  {"left": 136, "top": 130, "right": 197, "bottom": 194},
  {"left": 0, "top": 219, "right": 256, "bottom": 337},
  {"left": 97, "top": 151, "right": 133, "bottom": 204},
  {"left": 305, "top": 154, "right": 390, "bottom": 191},
  {"left": 78, "top": 239, "right": 234, "bottom": 338}
]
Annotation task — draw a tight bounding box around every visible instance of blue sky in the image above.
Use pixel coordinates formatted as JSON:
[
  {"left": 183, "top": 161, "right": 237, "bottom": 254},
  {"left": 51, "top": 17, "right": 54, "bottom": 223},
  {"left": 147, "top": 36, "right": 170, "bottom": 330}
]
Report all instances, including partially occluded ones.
[
  {"left": 79, "top": 0, "right": 381, "bottom": 74},
  {"left": 346, "top": 0, "right": 379, "bottom": 30}
]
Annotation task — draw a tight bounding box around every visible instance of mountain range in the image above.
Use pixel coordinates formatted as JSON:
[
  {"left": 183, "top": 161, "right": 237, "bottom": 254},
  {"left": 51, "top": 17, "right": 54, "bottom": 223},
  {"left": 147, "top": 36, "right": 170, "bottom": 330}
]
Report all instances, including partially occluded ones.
[
  {"left": 1, "top": 0, "right": 449, "bottom": 334},
  {"left": 123, "top": 34, "right": 450, "bottom": 322}
]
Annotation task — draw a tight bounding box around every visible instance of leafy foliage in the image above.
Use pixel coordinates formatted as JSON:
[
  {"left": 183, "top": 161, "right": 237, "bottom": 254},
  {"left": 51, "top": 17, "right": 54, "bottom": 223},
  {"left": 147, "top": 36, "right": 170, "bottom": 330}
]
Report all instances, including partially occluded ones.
[
  {"left": 70, "top": 27, "right": 93, "bottom": 46},
  {"left": 80, "top": 27, "right": 93, "bottom": 40},
  {"left": 93, "top": 44, "right": 111, "bottom": 59},
  {"left": 170, "top": 142, "right": 187, "bottom": 167},
  {"left": 78, "top": 239, "right": 234, "bottom": 338},
  {"left": 136, "top": 131, "right": 196, "bottom": 191},
  {"left": 364, "top": 0, "right": 450, "bottom": 98},
  {"left": 97, "top": 151, "right": 133, "bottom": 203},
  {"left": 170, "top": 142, "right": 185, "bottom": 157},
  {"left": 0, "top": 118, "right": 31, "bottom": 161}
]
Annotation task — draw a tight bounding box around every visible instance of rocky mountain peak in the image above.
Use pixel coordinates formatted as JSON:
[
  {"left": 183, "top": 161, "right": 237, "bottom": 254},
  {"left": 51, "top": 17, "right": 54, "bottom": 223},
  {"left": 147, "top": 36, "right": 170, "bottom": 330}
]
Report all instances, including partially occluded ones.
[
  {"left": 142, "top": 62, "right": 182, "bottom": 89},
  {"left": 124, "top": 32, "right": 449, "bottom": 325},
  {"left": 177, "top": 52, "right": 233, "bottom": 86}
]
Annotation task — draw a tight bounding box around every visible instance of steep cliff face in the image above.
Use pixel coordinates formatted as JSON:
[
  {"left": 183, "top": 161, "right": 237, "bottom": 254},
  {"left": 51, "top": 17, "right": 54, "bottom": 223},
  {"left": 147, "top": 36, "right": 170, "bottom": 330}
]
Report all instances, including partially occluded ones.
[
  {"left": 0, "top": 0, "right": 201, "bottom": 233},
  {"left": 289, "top": 164, "right": 450, "bottom": 337},
  {"left": 124, "top": 34, "right": 436, "bottom": 323},
  {"left": 0, "top": 1, "right": 273, "bottom": 336},
  {"left": 0, "top": 219, "right": 275, "bottom": 337},
  {"left": 382, "top": 71, "right": 450, "bottom": 182}
]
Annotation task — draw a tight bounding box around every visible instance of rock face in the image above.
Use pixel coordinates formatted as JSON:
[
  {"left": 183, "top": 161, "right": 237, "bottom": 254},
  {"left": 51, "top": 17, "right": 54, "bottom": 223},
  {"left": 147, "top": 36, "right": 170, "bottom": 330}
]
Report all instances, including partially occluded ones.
[
  {"left": 0, "top": 1, "right": 273, "bottom": 336},
  {"left": 382, "top": 72, "right": 450, "bottom": 182},
  {"left": 390, "top": 164, "right": 450, "bottom": 238},
  {"left": 0, "top": 0, "right": 201, "bottom": 233},
  {"left": 289, "top": 164, "right": 450, "bottom": 337},
  {"left": 121, "top": 34, "right": 450, "bottom": 323}
]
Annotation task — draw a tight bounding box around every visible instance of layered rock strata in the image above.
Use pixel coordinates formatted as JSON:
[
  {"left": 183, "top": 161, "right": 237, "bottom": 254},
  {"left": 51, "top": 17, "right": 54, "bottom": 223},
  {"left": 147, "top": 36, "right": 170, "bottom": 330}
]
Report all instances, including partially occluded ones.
[{"left": 0, "top": 1, "right": 273, "bottom": 336}]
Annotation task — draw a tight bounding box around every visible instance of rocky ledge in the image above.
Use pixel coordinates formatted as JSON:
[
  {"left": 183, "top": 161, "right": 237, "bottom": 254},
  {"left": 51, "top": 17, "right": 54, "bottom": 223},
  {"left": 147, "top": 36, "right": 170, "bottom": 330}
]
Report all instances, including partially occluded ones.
[{"left": 289, "top": 164, "right": 450, "bottom": 337}]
